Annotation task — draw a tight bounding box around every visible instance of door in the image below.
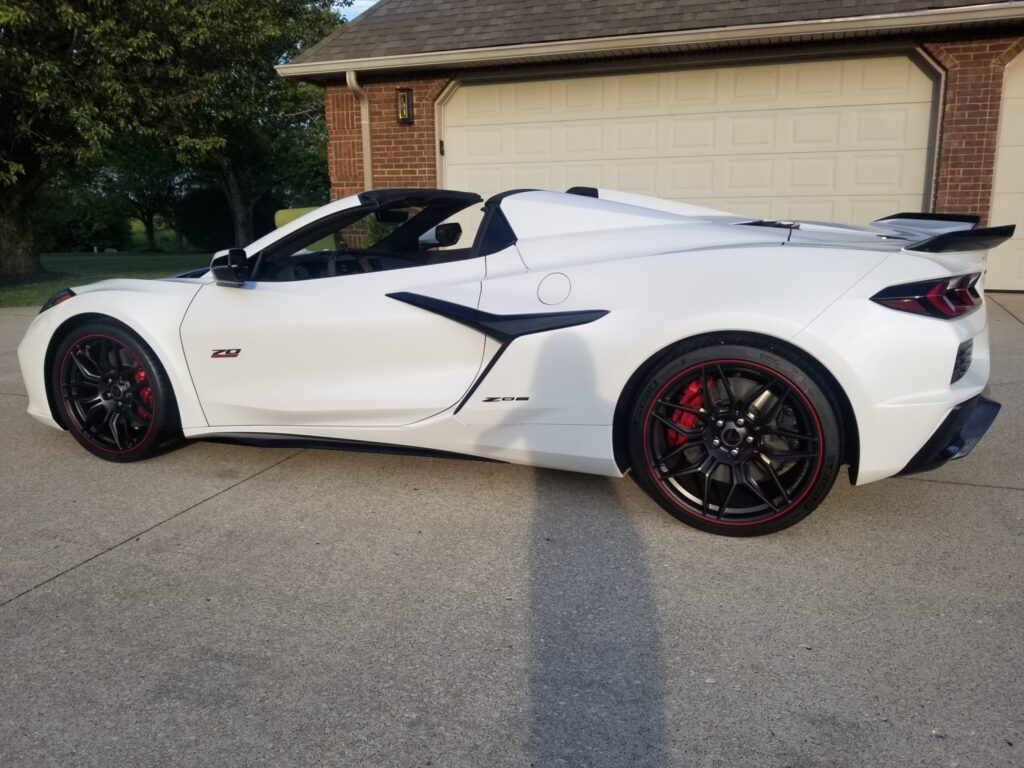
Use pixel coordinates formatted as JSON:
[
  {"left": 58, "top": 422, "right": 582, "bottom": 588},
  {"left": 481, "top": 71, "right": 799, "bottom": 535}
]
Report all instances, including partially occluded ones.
[
  {"left": 441, "top": 55, "right": 939, "bottom": 224},
  {"left": 989, "top": 51, "right": 1024, "bottom": 290},
  {"left": 180, "top": 196, "right": 487, "bottom": 428}
]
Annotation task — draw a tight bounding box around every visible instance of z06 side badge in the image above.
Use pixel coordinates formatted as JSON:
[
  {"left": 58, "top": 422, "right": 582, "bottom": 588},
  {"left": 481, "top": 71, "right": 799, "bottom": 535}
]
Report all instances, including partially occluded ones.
[
  {"left": 483, "top": 396, "right": 530, "bottom": 402},
  {"left": 211, "top": 349, "right": 241, "bottom": 358}
]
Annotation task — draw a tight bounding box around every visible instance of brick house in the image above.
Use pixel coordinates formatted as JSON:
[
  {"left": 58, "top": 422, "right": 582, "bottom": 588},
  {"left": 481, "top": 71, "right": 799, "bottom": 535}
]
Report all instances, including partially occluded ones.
[{"left": 278, "top": 0, "right": 1024, "bottom": 289}]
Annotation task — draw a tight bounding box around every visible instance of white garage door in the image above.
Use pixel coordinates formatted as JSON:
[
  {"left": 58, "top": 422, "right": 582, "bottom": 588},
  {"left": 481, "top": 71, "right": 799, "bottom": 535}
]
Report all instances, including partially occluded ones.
[
  {"left": 989, "top": 52, "right": 1024, "bottom": 291},
  {"left": 441, "top": 55, "right": 937, "bottom": 225}
]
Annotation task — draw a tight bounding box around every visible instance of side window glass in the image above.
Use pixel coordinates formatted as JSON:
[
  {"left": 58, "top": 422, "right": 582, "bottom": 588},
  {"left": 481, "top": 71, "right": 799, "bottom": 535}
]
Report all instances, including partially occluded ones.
[
  {"left": 254, "top": 196, "right": 491, "bottom": 283},
  {"left": 256, "top": 219, "right": 356, "bottom": 282},
  {"left": 343, "top": 212, "right": 410, "bottom": 251},
  {"left": 256, "top": 207, "right": 425, "bottom": 282}
]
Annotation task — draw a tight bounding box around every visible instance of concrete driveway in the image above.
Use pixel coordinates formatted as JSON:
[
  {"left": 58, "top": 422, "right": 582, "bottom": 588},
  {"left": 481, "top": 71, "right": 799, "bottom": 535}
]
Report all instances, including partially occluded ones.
[{"left": 1, "top": 297, "right": 1022, "bottom": 768}]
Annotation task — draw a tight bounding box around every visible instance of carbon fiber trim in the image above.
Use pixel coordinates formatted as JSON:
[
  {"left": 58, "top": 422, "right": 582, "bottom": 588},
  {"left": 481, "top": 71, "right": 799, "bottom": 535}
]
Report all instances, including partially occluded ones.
[
  {"left": 386, "top": 292, "right": 608, "bottom": 345},
  {"left": 906, "top": 225, "right": 1015, "bottom": 253}
]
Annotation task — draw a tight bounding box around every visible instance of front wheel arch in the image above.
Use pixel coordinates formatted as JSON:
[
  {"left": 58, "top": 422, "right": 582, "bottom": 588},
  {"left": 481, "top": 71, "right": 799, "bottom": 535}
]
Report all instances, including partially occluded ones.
[
  {"left": 44, "top": 313, "right": 181, "bottom": 434},
  {"left": 612, "top": 331, "right": 859, "bottom": 480}
]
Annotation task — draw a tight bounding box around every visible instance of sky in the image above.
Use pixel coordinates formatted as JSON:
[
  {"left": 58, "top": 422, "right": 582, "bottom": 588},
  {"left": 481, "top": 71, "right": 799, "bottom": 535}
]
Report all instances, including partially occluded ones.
[{"left": 344, "top": 0, "right": 380, "bottom": 19}]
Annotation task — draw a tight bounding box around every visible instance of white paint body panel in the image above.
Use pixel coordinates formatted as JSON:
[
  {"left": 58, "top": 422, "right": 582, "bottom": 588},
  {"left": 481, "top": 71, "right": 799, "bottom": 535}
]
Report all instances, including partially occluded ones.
[
  {"left": 179, "top": 258, "right": 486, "bottom": 427},
  {"left": 17, "top": 188, "right": 998, "bottom": 486}
]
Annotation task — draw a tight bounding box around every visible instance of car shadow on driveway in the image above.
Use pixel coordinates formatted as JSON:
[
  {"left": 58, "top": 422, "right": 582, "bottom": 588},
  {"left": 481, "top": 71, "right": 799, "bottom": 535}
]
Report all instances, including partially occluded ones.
[
  {"left": 488, "top": 331, "right": 669, "bottom": 765},
  {"left": 528, "top": 469, "right": 668, "bottom": 767}
]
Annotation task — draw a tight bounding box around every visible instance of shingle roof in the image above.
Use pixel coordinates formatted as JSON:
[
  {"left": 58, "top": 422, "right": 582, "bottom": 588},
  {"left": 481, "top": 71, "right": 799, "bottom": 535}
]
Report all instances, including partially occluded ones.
[{"left": 293, "top": 0, "right": 1007, "bottom": 65}]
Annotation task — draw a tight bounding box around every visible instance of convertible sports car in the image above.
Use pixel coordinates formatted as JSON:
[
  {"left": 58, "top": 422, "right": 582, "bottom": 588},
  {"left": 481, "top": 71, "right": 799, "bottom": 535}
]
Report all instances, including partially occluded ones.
[{"left": 18, "top": 187, "right": 1010, "bottom": 535}]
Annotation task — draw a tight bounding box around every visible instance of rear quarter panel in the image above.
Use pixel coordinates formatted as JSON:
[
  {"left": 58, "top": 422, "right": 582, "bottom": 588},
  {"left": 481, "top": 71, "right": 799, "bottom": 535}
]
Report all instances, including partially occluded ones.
[
  {"left": 460, "top": 241, "right": 890, "bottom": 427},
  {"left": 792, "top": 252, "right": 989, "bottom": 483}
]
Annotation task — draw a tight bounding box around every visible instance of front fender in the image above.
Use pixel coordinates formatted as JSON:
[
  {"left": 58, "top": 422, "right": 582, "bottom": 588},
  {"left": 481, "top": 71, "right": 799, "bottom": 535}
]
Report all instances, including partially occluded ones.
[{"left": 17, "top": 279, "right": 207, "bottom": 430}]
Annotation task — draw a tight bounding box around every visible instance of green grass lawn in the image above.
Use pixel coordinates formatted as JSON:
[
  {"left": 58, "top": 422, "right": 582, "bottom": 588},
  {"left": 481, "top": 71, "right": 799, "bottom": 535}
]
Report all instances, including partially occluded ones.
[{"left": 0, "top": 252, "right": 211, "bottom": 308}]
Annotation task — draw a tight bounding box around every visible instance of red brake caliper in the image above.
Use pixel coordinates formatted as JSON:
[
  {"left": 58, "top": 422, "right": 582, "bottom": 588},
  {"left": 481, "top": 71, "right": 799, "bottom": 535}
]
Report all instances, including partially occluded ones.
[
  {"left": 133, "top": 368, "right": 153, "bottom": 420},
  {"left": 666, "top": 378, "right": 705, "bottom": 447}
]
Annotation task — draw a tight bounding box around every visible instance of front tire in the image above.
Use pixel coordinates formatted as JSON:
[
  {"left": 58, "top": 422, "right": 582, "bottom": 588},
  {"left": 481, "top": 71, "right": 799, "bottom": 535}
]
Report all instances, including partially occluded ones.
[
  {"left": 628, "top": 340, "right": 842, "bottom": 536},
  {"left": 52, "top": 321, "right": 181, "bottom": 462}
]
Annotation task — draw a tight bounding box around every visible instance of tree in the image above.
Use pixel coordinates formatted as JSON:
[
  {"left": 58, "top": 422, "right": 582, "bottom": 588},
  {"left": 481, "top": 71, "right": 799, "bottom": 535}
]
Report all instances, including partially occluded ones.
[
  {"left": 0, "top": 1, "right": 190, "bottom": 274},
  {"left": 97, "top": 137, "right": 183, "bottom": 251},
  {"left": 0, "top": 1, "right": 342, "bottom": 275},
  {"left": 169, "top": 1, "right": 340, "bottom": 246},
  {"left": 33, "top": 169, "right": 131, "bottom": 253}
]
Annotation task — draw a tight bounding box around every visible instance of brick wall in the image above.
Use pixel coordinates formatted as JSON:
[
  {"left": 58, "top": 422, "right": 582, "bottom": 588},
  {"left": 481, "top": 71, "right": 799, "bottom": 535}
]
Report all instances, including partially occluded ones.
[
  {"left": 325, "top": 75, "right": 450, "bottom": 201},
  {"left": 924, "top": 36, "right": 1024, "bottom": 224},
  {"left": 365, "top": 76, "right": 450, "bottom": 189},
  {"left": 324, "top": 84, "right": 363, "bottom": 200}
]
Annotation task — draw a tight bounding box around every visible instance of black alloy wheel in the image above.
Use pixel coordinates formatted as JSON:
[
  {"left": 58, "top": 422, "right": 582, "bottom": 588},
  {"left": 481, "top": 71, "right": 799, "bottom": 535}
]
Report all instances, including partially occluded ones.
[
  {"left": 53, "top": 323, "right": 180, "bottom": 461},
  {"left": 629, "top": 341, "right": 842, "bottom": 536}
]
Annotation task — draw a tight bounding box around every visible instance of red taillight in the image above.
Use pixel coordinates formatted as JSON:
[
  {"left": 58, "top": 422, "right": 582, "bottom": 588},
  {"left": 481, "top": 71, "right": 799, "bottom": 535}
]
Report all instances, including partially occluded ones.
[{"left": 871, "top": 273, "right": 982, "bottom": 318}]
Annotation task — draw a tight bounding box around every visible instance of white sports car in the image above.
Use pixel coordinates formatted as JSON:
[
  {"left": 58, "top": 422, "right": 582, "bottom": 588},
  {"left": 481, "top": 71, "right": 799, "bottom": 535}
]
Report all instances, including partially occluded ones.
[{"left": 18, "top": 187, "right": 1010, "bottom": 535}]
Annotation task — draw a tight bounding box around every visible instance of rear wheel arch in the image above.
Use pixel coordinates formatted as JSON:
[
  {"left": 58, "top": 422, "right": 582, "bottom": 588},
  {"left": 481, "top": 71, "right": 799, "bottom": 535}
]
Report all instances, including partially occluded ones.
[{"left": 612, "top": 331, "right": 859, "bottom": 480}]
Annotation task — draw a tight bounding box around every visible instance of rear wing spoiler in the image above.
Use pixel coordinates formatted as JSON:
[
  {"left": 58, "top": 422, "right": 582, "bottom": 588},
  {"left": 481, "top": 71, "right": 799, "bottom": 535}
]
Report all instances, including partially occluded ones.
[
  {"left": 875, "top": 212, "right": 980, "bottom": 228},
  {"left": 872, "top": 212, "right": 1014, "bottom": 253},
  {"left": 904, "top": 225, "right": 1015, "bottom": 254}
]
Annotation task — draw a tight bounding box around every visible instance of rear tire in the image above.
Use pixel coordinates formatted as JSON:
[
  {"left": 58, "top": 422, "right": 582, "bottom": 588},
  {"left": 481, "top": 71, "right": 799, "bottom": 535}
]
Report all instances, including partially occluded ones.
[
  {"left": 52, "top": 321, "right": 181, "bottom": 462},
  {"left": 628, "top": 339, "right": 842, "bottom": 536}
]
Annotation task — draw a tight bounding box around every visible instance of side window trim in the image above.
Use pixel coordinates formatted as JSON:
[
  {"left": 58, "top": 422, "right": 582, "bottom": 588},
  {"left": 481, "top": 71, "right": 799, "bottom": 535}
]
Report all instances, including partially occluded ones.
[{"left": 471, "top": 204, "right": 518, "bottom": 258}]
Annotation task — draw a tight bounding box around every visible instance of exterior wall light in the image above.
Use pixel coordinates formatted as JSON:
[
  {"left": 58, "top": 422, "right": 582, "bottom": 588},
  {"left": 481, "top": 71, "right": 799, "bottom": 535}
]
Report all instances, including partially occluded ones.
[{"left": 396, "top": 88, "right": 414, "bottom": 125}]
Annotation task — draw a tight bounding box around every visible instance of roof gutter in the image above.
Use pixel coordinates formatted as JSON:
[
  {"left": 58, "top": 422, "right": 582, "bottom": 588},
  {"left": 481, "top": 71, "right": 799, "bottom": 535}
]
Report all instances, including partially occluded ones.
[
  {"left": 278, "top": 2, "right": 1024, "bottom": 77},
  {"left": 346, "top": 70, "right": 373, "bottom": 190}
]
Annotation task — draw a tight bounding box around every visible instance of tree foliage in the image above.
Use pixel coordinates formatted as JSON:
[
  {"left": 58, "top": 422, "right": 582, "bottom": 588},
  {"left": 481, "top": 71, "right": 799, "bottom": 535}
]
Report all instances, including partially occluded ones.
[
  {"left": 166, "top": 0, "right": 339, "bottom": 245},
  {"left": 0, "top": 0, "right": 342, "bottom": 274},
  {"left": 96, "top": 136, "right": 184, "bottom": 251},
  {"left": 32, "top": 169, "right": 131, "bottom": 253},
  {"left": 171, "top": 182, "right": 283, "bottom": 252},
  {"left": 0, "top": 0, "right": 188, "bottom": 273},
  {"left": 0, "top": 1, "right": 183, "bottom": 189}
]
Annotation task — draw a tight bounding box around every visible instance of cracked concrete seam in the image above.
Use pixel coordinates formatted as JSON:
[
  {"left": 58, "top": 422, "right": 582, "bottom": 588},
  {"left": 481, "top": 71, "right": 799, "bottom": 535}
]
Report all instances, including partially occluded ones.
[
  {"left": 989, "top": 294, "right": 1024, "bottom": 326},
  {"left": 0, "top": 448, "right": 305, "bottom": 610}
]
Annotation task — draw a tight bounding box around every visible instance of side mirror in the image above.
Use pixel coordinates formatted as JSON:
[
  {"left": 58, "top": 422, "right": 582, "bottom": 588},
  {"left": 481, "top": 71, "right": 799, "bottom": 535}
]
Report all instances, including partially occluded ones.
[
  {"left": 210, "top": 248, "right": 249, "bottom": 287},
  {"left": 419, "top": 222, "right": 462, "bottom": 249}
]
